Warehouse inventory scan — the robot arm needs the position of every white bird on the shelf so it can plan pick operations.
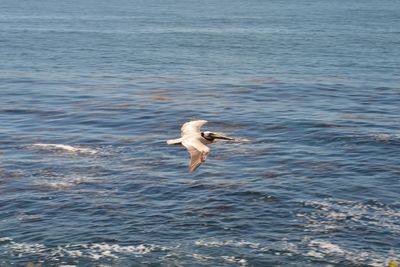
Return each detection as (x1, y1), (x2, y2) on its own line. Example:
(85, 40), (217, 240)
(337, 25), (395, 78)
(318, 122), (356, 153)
(167, 120), (234, 172)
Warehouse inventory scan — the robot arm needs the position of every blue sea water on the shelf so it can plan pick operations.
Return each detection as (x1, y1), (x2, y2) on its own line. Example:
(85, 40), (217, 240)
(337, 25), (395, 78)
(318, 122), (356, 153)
(1, 0), (400, 266)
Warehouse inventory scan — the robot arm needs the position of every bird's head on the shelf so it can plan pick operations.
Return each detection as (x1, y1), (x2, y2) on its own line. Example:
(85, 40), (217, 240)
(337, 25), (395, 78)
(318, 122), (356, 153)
(201, 131), (234, 141)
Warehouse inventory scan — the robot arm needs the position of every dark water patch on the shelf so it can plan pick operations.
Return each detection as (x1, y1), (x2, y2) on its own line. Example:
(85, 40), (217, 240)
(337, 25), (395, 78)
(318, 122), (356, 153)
(225, 190), (281, 205)
(0, 108), (65, 117)
(187, 181), (242, 191)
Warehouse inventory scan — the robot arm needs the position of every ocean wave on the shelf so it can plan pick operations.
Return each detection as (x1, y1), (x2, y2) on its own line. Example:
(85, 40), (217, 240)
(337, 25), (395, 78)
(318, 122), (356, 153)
(305, 238), (399, 267)
(1, 237), (395, 266)
(308, 240), (344, 255)
(30, 144), (98, 155)
(6, 242), (47, 254)
(195, 239), (260, 249)
(4, 241), (167, 260)
(36, 177), (84, 190)
(221, 255), (247, 266)
(193, 237), (392, 266)
(30, 171), (90, 190)
(369, 133), (400, 143)
(299, 199), (400, 234)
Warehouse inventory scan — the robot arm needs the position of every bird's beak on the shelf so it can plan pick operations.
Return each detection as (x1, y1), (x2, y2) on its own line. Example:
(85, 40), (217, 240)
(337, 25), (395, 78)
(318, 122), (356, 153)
(212, 132), (234, 140)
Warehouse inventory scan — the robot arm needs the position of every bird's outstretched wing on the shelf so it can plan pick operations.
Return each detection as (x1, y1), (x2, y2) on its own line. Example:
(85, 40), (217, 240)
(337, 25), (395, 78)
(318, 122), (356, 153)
(182, 138), (210, 172)
(181, 120), (208, 137)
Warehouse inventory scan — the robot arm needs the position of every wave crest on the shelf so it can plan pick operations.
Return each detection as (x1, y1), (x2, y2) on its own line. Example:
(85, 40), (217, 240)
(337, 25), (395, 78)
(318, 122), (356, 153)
(31, 144), (98, 155)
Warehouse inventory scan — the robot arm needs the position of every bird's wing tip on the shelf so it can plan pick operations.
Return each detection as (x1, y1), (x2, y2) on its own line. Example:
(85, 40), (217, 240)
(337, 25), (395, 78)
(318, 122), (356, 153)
(188, 162), (201, 173)
(187, 119), (208, 124)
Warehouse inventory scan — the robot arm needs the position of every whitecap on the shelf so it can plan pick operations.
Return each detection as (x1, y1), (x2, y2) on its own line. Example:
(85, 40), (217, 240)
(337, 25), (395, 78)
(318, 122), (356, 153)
(305, 250), (324, 258)
(191, 253), (213, 261)
(33, 176), (86, 190)
(309, 240), (344, 255)
(325, 211), (349, 220)
(88, 243), (160, 254)
(3, 241), (167, 260)
(31, 144), (98, 155)
(303, 238), (392, 267)
(221, 256), (247, 266)
(6, 242), (47, 254)
(195, 239), (259, 249)
(42, 178), (83, 190)
(300, 199), (400, 234)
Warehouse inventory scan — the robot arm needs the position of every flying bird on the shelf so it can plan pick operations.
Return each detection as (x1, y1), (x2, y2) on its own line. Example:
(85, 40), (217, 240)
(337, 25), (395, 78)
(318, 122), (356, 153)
(167, 120), (234, 172)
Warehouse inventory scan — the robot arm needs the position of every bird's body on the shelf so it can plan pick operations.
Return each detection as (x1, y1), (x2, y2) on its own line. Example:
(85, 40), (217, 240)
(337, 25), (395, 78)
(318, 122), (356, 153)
(167, 120), (233, 172)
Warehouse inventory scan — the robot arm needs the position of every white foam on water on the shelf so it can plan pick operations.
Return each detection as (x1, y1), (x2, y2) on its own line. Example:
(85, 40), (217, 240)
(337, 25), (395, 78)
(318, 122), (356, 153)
(88, 243), (160, 255)
(303, 238), (392, 267)
(193, 236), (396, 267)
(221, 256), (247, 266)
(258, 238), (300, 256)
(296, 199), (400, 266)
(3, 241), (167, 260)
(31, 144), (98, 155)
(325, 211), (349, 220)
(68, 243), (165, 260)
(2, 236), (396, 266)
(308, 240), (344, 255)
(6, 242), (47, 254)
(195, 239), (260, 249)
(191, 253), (214, 261)
(369, 133), (400, 142)
(42, 178), (83, 190)
(305, 250), (324, 258)
(33, 176), (87, 190)
(299, 199), (400, 234)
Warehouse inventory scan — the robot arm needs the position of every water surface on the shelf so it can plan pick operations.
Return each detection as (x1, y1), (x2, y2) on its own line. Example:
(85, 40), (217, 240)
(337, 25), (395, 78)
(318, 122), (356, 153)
(1, 0), (399, 266)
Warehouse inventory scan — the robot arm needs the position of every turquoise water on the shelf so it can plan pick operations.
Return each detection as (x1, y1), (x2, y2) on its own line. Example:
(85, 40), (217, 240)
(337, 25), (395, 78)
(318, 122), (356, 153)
(1, 0), (399, 266)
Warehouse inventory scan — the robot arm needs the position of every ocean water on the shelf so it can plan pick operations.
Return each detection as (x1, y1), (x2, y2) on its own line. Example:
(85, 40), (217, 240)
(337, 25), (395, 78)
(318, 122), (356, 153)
(1, 0), (399, 266)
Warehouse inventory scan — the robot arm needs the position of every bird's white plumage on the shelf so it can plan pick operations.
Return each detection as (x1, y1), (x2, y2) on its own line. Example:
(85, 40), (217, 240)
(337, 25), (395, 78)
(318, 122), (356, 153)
(181, 120), (208, 136)
(167, 120), (232, 172)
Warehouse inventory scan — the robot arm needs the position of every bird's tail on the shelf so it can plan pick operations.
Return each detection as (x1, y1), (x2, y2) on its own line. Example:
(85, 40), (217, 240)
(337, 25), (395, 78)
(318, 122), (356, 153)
(167, 138), (183, 145)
